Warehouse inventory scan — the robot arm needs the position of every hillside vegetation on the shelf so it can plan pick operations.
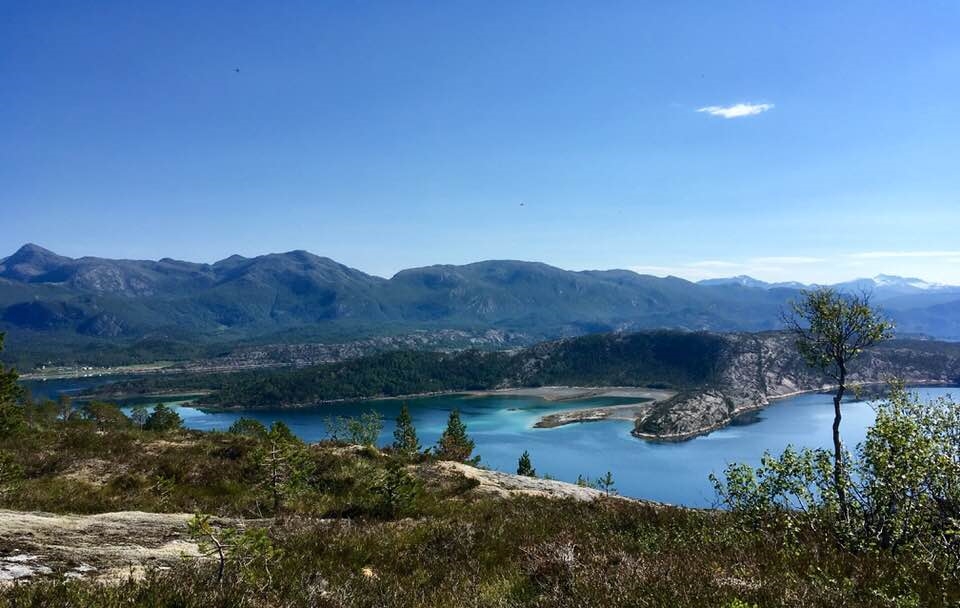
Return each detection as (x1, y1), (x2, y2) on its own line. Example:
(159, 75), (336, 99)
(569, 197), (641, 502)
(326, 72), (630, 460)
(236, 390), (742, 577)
(95, 331), (728, 407)
(7, 244), (960, 368)
(97, 330), (960, 442)
(1, 388), (958, 606)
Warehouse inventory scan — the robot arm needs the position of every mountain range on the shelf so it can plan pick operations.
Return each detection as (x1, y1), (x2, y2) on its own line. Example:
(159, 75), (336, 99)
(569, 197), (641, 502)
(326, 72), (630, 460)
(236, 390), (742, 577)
(2, 244), (958, 366)
(697, 273), (960, 299)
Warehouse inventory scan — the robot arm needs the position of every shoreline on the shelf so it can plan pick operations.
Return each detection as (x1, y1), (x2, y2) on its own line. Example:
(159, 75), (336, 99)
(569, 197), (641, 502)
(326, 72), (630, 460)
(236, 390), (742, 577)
(204, 386), (681, 421)
(36, 374), (959, 442)
(530, 388), (676, 428)
(631, 380), (960, 443)
(19, 362), (179, 381)
(67, 383), (681, 423)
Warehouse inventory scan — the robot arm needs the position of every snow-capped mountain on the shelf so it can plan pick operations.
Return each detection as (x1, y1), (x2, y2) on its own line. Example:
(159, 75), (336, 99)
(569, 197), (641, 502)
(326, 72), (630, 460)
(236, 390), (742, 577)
(698, 274), (960, 299)
(871, 274), (943, 291)
(697, 275), (771, 289)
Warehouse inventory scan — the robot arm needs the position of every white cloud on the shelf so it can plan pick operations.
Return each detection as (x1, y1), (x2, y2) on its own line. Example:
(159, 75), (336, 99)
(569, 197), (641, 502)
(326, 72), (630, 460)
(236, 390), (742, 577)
(628, 252), (960, 285)
(696, 103), (774, 119)
(750, 256), (824, 265)
(848, 250), (960, 259)
(688, 260), (742, 268)
(629, 265), (685, 276)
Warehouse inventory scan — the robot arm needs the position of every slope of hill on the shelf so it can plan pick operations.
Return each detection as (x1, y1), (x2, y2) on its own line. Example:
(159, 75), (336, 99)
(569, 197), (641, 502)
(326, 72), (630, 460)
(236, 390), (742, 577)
(97, 330), (960, 441)
(634, 332), (960, 439)
(0, 245), (792, 366)
(3, 244), (959, 367)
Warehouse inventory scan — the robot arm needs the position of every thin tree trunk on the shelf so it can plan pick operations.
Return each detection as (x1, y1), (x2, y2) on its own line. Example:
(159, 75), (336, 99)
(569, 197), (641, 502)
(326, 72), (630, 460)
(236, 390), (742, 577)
(271, 443), (281, 514)
(833, 366), (847, 521)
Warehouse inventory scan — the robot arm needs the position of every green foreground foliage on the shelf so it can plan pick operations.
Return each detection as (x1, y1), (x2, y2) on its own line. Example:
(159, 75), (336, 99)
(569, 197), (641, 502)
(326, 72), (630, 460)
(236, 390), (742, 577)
(784, 287), (894, 519)
(517, 450), (535, 477)
(435, 409), (479, 464)
(1, 395), (957, 606)
(1, 337), (959, 606)
(713, 384), (960, 585)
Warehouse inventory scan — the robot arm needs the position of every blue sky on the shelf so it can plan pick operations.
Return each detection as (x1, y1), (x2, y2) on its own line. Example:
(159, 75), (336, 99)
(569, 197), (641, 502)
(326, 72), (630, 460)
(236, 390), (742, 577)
(3, 2), (959, 283)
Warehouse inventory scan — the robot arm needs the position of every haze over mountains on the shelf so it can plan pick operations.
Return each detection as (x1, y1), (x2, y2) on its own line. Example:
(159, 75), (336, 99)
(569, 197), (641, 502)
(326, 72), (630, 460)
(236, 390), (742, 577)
(2, 244), (958, 366)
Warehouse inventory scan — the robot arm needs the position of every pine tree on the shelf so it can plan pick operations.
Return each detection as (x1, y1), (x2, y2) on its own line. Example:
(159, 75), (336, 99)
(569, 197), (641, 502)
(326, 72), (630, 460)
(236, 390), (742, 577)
(0, 334), (24, 438)
(144, 403), (183, 432)
(517, 450), (536, 477)
(435, 409), (478, 464)
(392, 403), (420, 458)
(598, 471), (616, 496)
(258, 422), (311, 515)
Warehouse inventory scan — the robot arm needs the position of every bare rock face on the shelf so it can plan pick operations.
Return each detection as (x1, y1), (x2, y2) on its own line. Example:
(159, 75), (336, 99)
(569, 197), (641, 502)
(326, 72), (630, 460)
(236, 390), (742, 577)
(425, 461), (665, 506)
(635, 390), (735, 440)
(0, 509), (209, 583)
(77, 313), (127, 337)
(634, 332), (960, 441)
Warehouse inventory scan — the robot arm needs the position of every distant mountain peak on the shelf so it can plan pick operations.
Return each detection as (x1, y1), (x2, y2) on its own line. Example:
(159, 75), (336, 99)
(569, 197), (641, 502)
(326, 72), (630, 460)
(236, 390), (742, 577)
(697, 275), (769, 288)
(8, 243), (62, 260)
(0, 243), (72, 281)
(871, 274), (941, 290)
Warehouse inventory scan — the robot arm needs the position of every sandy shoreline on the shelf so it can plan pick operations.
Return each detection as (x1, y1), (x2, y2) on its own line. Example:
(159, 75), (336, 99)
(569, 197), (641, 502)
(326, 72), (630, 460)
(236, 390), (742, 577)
(464, 386), (676, 402)
(72, 384), (679, 432)
(498, 387), (678, 428)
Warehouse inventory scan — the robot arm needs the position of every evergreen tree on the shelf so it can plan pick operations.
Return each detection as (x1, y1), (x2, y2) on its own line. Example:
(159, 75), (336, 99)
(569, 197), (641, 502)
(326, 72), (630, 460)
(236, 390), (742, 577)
(258, 421), (311, 514)
(517, 450), (536, 477)
(144, 403), (183, 432)
(82, 401), (129, 431)
(0, 334), (24, 438)
(374, 460), (422, 518)
(598, 471), (616, 496)
(228, 417), (268, 439)
(392, 403), (420, 458)
(268, 420), (297, 443)
(435, 409), (478, 464)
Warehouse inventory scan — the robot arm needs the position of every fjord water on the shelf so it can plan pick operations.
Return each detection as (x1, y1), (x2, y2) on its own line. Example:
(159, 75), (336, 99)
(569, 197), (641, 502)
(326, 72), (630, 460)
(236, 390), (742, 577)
(23, 378), (956, 506)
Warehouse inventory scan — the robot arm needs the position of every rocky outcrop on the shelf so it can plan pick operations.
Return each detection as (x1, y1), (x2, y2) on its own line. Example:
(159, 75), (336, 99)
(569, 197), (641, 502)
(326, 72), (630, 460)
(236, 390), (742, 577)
(425, 461), (665, 505)
(0, 510), (210, 582)
(633, 332), (960, 441)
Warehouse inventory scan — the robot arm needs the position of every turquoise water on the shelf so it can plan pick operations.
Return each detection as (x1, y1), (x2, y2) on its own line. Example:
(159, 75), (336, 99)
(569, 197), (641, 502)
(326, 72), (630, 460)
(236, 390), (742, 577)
(20, 377), (957, 506)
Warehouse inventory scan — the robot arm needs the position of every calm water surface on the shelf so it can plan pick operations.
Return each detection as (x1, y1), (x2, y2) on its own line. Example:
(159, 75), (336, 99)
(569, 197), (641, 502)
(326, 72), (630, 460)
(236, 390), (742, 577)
(22, 377), (956, 507)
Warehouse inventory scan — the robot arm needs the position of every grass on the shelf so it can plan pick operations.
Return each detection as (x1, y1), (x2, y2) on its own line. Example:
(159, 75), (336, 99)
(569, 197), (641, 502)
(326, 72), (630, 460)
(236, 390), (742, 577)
(0, 417), (957, 606)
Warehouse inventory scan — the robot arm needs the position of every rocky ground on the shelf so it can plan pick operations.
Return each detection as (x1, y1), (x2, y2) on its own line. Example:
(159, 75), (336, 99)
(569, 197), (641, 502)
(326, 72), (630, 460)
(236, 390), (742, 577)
(424, 461), (654, 503)
(0, 510), (210, 583)
(634, 333), (960, 441)
(0, 461), (646, 585)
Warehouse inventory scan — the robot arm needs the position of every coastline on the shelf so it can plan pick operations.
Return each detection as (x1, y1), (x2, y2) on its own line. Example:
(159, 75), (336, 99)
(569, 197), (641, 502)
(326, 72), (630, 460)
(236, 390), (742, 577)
(44, 374), (959, 442)
(631, 380), (960, 443)
(203, 386), (679, 417)
(19, 362), (178, 381)
(72, 384), (680, 427)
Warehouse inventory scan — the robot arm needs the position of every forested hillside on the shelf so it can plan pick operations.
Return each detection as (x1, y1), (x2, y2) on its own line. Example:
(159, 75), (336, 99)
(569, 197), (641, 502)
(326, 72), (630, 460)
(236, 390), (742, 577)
(98, 331), (960, 441)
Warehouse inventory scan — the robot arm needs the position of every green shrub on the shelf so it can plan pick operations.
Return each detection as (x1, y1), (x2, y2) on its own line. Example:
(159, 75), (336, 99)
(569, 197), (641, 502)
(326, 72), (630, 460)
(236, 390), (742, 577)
(144, 403), (183, 432)
(228, 417), (268, 439)
(517, 450), (536, 477)
(392, 403), (420, 458)
(81, 401), (130, 431)
(326, 410), (383, 446)
(435, 410), (478, 464)
(373, 460), (422, 518)
(713, 383), (960, 574)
